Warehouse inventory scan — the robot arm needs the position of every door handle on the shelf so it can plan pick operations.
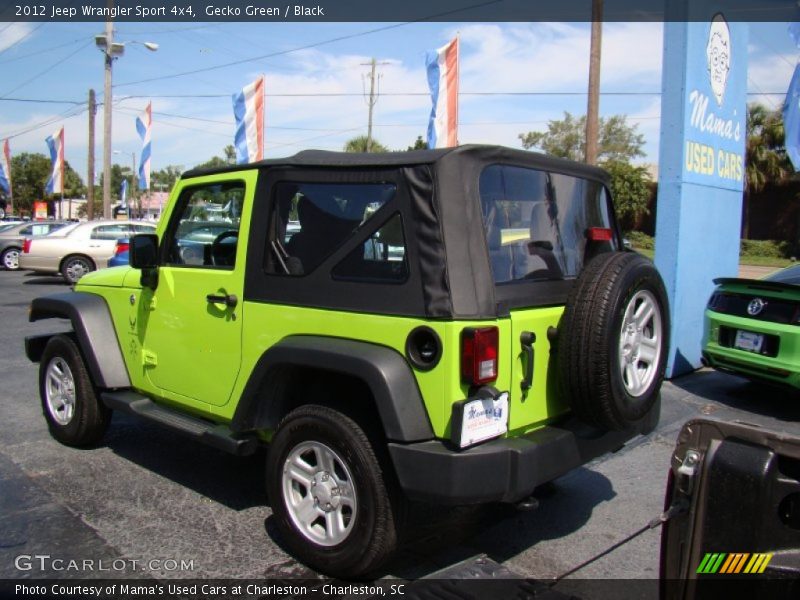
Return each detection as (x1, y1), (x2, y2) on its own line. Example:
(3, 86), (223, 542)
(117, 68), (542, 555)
(520, 331), (536, 391)
(206, 293), (238, 308)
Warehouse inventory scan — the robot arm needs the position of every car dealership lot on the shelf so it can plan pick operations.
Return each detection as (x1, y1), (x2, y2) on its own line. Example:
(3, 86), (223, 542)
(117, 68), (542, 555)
(1, 270), (798, 582)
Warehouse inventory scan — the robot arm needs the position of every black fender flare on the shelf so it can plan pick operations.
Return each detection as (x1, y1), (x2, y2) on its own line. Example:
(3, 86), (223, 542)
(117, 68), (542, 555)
(25, 292), (131, 389)
(231, 335), (434, 442)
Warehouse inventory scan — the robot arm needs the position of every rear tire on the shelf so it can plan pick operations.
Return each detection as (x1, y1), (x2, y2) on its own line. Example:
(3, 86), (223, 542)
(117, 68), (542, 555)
(266, 405), (399, 578)
(39, 334), (111, 446)
(557, 252), (669, 430)
(1, 246), (20, 270)
(61, 255), (95, 284)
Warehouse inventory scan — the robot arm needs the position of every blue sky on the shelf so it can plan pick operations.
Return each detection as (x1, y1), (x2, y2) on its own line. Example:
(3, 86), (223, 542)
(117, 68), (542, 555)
(0, 20), (796, 182)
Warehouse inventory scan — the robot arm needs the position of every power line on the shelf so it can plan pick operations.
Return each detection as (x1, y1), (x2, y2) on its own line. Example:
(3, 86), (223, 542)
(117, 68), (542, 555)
(0, 41), (92, 99)
(0, 23), (46, 58)
(0, 97), (84, 104)
(1, 104), (87, 140)
(0, 36), (88, 65)
(113, 0), (502, 88)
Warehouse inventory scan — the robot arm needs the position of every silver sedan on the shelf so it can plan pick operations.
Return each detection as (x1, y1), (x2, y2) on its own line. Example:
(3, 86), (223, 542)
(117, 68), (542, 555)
(19, 220), (156, 283)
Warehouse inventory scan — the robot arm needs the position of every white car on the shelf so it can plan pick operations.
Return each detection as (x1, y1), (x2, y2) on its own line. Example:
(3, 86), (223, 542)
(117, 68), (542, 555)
(19, 220), (156, 283)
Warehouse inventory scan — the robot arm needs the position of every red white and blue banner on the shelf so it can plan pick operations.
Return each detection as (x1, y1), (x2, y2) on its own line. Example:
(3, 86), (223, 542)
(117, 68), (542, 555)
(232, 76), (264, 164)
(426, 37), (459, 149)
(0, 139), (11, 196)
(136, 102), (152, 190)
(120, 178), (128, 209)
(45, 127), (64, 195)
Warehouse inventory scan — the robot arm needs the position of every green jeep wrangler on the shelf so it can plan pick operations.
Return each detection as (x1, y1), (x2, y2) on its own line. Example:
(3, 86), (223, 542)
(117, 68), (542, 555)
(25, 145), (669, 578)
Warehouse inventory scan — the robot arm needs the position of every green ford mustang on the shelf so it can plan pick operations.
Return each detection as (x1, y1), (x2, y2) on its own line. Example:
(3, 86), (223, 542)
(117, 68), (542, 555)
(703, 265), (800, 388)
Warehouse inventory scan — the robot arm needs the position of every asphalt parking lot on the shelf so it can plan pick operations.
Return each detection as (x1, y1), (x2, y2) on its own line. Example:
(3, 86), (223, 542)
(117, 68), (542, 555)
(1, 269), (799, 586)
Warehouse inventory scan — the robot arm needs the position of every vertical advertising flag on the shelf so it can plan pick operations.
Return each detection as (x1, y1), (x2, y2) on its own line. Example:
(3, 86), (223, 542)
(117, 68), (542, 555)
(0, 139), (11, 197)
(45, 127), (65, 195)
(426, 37), (459, 149)
(232, 76), (264, 164)
(136, 102), (152, 191)
(120, 178), (128, 209)
(784, 63), (800, 170)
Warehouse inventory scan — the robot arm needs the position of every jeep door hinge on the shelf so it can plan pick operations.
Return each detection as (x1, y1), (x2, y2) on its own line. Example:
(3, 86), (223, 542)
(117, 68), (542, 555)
(677, 449), (701, 497)
(142, 349), (158, 367)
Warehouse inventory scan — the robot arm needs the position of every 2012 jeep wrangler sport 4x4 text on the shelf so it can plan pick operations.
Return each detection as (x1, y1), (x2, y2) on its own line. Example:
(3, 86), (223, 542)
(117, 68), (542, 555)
(25, 145), (669, 578)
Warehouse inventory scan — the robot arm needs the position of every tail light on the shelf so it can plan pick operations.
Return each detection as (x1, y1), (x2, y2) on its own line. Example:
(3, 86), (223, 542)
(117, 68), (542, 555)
(114, 240), (130, 255)
(22, 239), (32, 254)
(587, 227), (613, 242)
(461, 326), (499, 385)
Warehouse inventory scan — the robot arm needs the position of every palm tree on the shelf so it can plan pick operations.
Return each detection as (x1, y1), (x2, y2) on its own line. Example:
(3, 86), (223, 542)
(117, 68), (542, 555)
(343, 135), (388, 153)
(743, 104), (791, 238)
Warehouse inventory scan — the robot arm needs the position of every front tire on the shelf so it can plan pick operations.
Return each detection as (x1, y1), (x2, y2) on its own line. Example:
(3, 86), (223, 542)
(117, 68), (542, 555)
(61, 255), (95, 284)
(266, 405), (399, 578)
(39, 334), (111, 446)
(1, 246), (20, 270)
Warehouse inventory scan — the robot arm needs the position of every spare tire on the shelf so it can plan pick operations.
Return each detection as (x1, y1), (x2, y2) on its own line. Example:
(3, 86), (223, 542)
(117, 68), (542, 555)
(557, 251), (669, 431)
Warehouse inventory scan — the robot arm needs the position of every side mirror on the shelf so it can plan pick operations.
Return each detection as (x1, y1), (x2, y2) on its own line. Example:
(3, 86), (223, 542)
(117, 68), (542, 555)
(130, 234), (158, 269)
(130, 234), (159, 289)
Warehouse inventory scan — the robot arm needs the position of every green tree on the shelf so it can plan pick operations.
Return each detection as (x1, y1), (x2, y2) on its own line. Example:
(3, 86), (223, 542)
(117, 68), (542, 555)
(406, 135), (427, 151)
(519, 113), (650, 224)
(223, 144), (236, 163)
(743, 104), (790, 238)
(519, 112), (645, 162)
(10, 152), (85, 214)
(604, 160), (652, 225)
(152, 165), (183, 192)
(343, 135), (388, 153)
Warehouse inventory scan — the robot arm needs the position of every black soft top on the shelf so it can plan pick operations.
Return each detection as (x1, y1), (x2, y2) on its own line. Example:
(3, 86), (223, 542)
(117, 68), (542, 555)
(187, 144), (614, 319)
(182, 144), (610, 186)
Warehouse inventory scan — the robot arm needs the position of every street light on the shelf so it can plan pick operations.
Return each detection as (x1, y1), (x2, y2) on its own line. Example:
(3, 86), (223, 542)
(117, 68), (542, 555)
(95, 24), (157, 219)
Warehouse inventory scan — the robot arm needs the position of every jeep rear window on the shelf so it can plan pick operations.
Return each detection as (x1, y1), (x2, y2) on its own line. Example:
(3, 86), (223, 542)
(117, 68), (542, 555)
(268, 182), (397, 276)
(479, 164), (615, 284)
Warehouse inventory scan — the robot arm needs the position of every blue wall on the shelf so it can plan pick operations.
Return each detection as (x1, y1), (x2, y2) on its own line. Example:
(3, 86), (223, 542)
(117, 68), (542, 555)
(655, 14), (747, 376)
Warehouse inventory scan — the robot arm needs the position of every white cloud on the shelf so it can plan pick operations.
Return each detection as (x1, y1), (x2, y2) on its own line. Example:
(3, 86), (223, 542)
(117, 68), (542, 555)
(0, 23), (34, 54)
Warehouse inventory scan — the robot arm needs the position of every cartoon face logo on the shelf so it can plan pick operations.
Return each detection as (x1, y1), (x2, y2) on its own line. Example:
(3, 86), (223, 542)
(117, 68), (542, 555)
(706, 13), (731, 106)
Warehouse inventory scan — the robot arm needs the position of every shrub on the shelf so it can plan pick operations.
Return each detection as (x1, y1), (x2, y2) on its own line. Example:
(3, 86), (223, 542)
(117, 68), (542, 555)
(740, 239), (792, 259)
(625, 231), (654, 250)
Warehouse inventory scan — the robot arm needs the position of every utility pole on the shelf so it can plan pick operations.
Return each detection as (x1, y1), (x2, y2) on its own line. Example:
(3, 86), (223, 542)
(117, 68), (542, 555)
(87, 89), (96, 220)
(102, 16), (113, 219)
(361, 58), (388, 152)
(585, 0), (603, 165)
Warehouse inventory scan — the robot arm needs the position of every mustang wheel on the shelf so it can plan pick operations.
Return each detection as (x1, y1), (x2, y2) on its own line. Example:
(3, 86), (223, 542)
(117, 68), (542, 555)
(1, 246), (20, 270)
(557, 251), (670, 430)
(266, 405), (399, 578)
(39, 334), (111, 446)
(61, 255), (95, 284)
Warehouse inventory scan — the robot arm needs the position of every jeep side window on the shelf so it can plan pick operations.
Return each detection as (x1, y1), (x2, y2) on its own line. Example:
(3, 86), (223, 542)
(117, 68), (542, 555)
(332, 214), (408, 283)
(479, 165), (615, 283)
(267, 182), (397, 276)
(162, 182), (245, 269)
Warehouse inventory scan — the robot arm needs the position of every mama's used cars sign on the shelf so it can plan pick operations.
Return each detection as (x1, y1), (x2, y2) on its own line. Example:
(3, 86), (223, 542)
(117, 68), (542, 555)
(682, 14), (746, 190)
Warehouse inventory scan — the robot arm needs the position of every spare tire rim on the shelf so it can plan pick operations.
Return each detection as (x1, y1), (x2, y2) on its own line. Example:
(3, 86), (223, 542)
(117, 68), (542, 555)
(281, 441), (357, 547)
(44, 357), (76, 425)
(618, 289), (662, 397)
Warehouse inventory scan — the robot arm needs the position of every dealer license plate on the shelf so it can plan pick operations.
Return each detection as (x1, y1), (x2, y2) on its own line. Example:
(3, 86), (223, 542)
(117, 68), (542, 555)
(734, 330), (764, 353)
(455, 392), (509, 449)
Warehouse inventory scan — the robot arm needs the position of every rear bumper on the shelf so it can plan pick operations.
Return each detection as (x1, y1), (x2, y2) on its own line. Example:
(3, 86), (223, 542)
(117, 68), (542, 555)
(388, 399), (658, 504)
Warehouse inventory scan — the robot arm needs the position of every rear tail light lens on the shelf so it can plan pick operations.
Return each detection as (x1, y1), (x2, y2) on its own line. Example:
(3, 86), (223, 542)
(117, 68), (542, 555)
(22, 239), (32, 254)
(115, 241), (130, 255)
(461, 326), (499, 385)
(587, 227), (614, 242)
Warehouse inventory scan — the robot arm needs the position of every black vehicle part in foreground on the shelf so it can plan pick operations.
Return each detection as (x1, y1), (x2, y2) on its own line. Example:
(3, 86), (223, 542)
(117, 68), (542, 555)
(661, 418), (800, 600)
